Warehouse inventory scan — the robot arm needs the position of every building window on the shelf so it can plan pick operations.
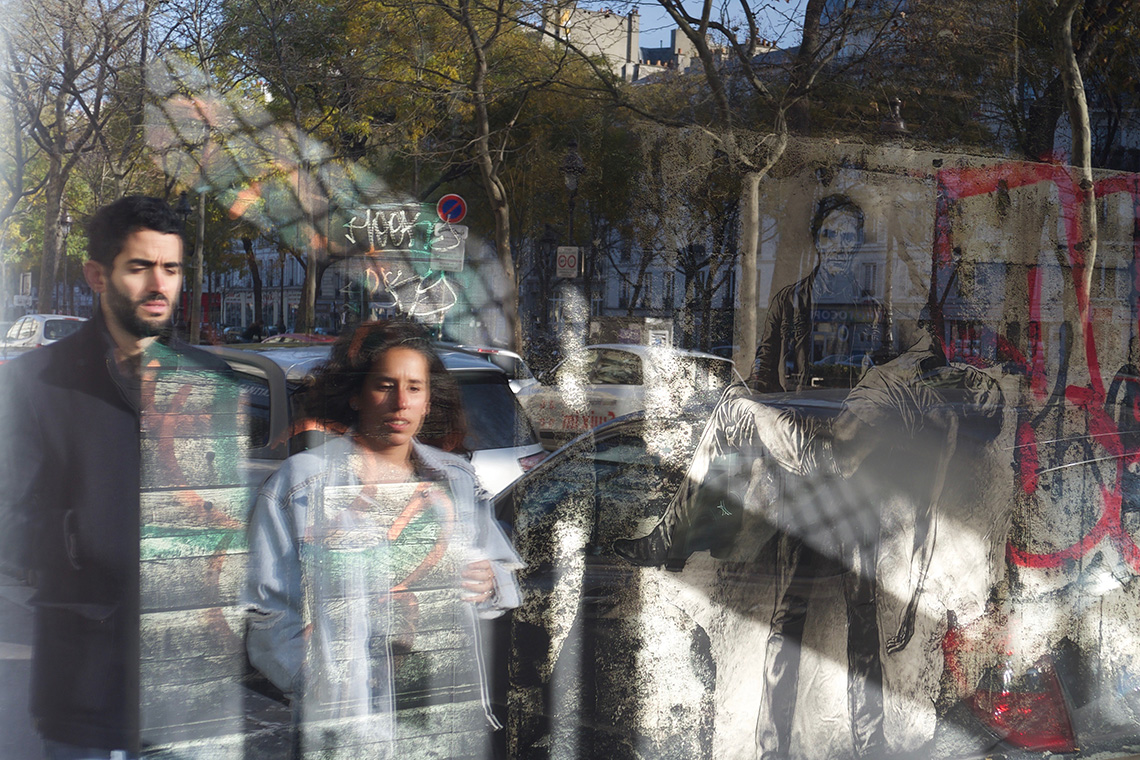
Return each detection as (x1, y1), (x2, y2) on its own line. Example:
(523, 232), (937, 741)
(592, 276), (606, 316)
(551, 292), (565, 326)
(637, 275), (652, 309)
(861, 263), (877, 297)
(663, 271), (675, 310)
(1100, 262), (1117, 296)
(619, 279), (631, 309)
(720, 269), (735, 308)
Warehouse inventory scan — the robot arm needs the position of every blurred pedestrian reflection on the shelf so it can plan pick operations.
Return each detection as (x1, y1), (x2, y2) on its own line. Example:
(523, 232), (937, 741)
(245, 320), (522, 759)
(616, 329), (1004, 758)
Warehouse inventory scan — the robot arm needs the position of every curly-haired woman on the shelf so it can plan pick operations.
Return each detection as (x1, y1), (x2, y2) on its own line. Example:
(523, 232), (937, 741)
(244, 320), (521, 758)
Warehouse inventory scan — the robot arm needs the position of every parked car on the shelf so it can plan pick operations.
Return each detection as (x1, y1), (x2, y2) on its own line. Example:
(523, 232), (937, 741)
(0, 344), (35, 365)
(222, 326), (246, 343)
(2, 314), (86, 348)
(440, 342), (539, 393)
(516, 343), (739, 450)
(259, 332), (337, 345)
(206, 343), (546, 495)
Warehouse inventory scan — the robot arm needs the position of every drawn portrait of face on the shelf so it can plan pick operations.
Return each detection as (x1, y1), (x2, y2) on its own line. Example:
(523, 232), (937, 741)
(815, 206), (863, 279)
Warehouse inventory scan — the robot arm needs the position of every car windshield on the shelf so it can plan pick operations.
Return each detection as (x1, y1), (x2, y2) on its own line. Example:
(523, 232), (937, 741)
(43, 320), (82, 340)
(457, 371), (539, 450)
(502, 419), (693, 528)
(237, 373), (272, 449)
(586, 349), (643, 385)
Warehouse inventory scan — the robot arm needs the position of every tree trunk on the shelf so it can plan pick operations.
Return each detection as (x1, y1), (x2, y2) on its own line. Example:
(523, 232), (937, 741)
(36, 160), (65, 313)
(1023, 77), (1066, 160)
(295, 254), (329, 333)
(732, 170), (762, 375)
(296, 251), (319, 333)
(458, 0), (521, 351)
(681, 270), (698, 347)
(491, 193), (520, 349)
(1055, 0), (1097, 321)
(786, 0), (828, 135)
(242, 236), (264, 324)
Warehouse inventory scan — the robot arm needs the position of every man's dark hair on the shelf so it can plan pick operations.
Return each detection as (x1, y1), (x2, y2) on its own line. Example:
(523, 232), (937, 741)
(86, 196), (185, 267)
(810, 194), (864, 247)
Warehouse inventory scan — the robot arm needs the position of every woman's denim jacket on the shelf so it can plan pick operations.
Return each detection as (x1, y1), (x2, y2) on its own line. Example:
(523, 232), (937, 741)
(243, 434), (522, 742)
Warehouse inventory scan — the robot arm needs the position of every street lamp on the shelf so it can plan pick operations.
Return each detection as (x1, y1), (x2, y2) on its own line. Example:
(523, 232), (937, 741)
(558, 141), (588, 342)
(278, 251), (286, 333)
(58, 209), (72, 314)
(559, 140), (586, 245)
(175, 192), (192, 331)
(538, 224), (559, 328)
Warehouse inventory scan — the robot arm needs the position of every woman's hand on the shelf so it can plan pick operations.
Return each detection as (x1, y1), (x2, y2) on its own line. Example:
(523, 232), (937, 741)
(462, 559), (496, 604)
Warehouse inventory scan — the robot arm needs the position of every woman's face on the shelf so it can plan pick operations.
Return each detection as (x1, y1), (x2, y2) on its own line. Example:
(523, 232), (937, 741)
(354, 346), (431, 453)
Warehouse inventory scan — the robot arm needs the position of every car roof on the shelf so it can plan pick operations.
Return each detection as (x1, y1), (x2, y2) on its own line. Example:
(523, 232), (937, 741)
(581, 343), (733, 363)
(440, 342), (525, 362)
(17, 314), (86, 322)
(245, 344), (510, 383)
(493, 403), (714, 498)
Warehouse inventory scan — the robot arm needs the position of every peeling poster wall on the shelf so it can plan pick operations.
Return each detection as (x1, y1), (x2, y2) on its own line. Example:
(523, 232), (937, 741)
(505, 140), (1140, 760)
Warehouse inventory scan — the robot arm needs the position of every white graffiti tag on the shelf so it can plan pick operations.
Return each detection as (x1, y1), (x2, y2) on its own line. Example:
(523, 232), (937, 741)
(363, 265), (458, 322)
(345, 207), (424, 250)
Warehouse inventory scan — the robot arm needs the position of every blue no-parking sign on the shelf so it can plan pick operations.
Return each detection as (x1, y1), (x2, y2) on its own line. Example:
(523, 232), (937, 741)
(437, 194), (467, 224)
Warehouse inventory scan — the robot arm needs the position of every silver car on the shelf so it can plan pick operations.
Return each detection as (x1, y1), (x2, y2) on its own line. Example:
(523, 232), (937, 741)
(207, 344), (547, 495)
(2, 314), (86, 348)
(440, 342), (540, 394)
(516, 343), (740, 450)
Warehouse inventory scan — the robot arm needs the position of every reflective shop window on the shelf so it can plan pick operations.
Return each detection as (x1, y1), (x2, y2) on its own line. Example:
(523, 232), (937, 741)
(10, 0), (1140, 756)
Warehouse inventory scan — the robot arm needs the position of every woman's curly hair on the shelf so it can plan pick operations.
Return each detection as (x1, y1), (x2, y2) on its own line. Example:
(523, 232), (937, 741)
(299, 320), (468, 453)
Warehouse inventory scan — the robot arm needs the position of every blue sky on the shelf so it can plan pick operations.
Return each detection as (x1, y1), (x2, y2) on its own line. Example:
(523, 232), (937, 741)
(625, 1), (809, 49)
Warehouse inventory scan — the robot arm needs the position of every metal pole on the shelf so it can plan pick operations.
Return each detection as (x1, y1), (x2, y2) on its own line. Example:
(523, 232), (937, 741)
(279, 251), (286, 332)
(567, 189), (577, 248)
(190, 193), (205, 344)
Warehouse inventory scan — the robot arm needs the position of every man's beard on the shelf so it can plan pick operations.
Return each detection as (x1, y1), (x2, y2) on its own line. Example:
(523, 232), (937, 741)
(103, 280), (174, 339)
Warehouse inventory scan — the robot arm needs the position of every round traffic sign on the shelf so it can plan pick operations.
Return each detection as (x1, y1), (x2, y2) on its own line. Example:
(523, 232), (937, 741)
(556, 247), (578, 277)
(437, 194), (467, 223)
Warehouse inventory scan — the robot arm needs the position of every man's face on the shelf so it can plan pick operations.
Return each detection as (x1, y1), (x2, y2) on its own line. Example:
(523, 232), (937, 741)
(815, 208), (862, 278)
(92, 229), (183, 339)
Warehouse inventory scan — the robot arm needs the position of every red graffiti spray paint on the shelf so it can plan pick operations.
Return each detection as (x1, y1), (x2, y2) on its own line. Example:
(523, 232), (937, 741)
(932, 164), (1140, 573)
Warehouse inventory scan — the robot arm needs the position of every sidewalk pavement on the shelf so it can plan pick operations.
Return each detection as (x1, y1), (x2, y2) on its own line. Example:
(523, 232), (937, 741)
(0, 571), (42, 760)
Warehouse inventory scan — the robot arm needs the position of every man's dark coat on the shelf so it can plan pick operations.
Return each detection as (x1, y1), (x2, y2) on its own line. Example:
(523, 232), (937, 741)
(0, 314), (229, 751)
